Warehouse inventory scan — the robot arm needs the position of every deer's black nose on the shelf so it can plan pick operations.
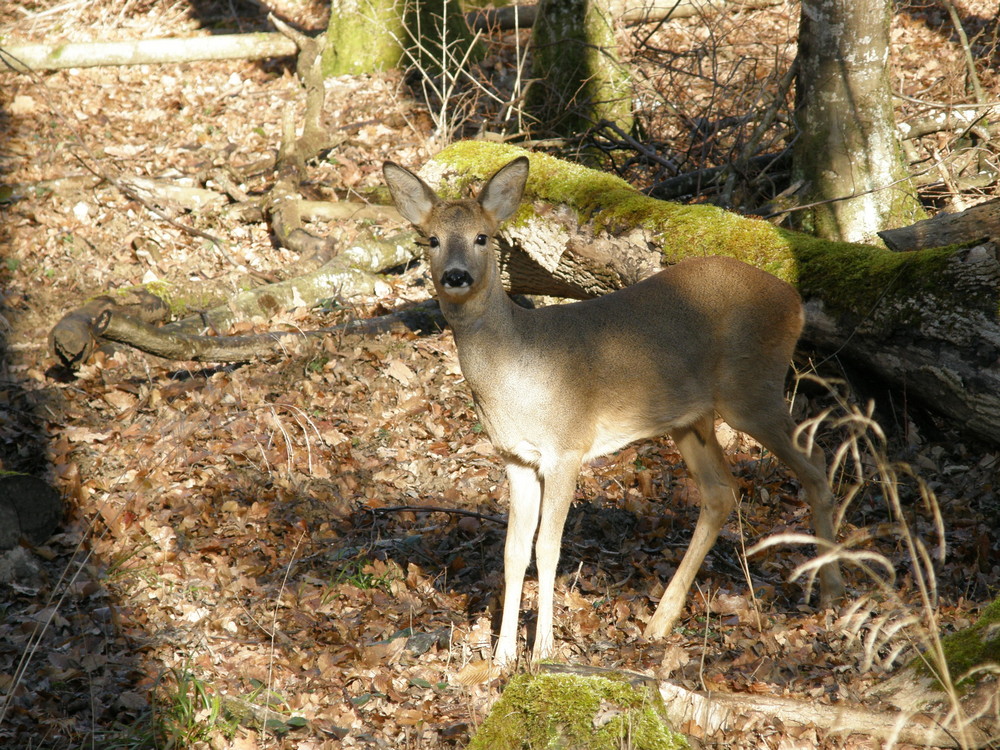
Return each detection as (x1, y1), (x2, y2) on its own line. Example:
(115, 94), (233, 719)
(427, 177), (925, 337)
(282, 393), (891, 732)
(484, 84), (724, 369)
(441, 269), (474, 289)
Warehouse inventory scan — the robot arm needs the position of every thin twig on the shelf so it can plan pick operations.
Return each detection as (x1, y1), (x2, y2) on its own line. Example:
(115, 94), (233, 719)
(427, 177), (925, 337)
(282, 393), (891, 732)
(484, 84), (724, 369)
(720, 58), (797, 206)
(370, 504), (505, 525)
(595, 119), (681, 174)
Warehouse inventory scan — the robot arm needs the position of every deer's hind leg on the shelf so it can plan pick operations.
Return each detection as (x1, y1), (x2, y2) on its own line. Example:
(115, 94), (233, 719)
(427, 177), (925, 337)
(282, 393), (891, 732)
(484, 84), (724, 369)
(720, 395), (846, 606)
(644, 415), (738, 639)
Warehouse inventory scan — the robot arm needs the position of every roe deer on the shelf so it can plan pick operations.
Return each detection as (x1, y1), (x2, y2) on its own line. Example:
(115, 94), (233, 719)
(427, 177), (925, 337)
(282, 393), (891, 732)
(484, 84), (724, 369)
(383, 155), (845, 666)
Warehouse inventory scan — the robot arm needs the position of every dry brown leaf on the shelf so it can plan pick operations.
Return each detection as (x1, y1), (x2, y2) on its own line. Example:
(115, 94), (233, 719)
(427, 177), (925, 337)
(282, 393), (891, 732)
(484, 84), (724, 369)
(362, 637), (407, 667)
(450, 659), (494, 686)
(660, 643), (691, 675)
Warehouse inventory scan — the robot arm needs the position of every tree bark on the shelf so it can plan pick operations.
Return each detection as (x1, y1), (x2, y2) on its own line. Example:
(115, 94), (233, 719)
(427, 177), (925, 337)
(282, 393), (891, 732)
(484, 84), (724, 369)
(426, 140), (1000, 446)
(323, 0), (482, 77)
(323, 0), (406, 75)
(528, 0), (633, 137)
(793, 0), (926, 243)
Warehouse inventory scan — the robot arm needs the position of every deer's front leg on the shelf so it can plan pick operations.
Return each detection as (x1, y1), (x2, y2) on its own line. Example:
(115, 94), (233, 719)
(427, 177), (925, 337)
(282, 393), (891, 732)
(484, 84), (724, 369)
(531, 459), (581, 662)
(495, 461), (541, 667)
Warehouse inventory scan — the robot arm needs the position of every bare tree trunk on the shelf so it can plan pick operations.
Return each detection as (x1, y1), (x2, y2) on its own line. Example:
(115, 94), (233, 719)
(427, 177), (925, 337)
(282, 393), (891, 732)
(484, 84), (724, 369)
(528, 0), (634, 137)
(324, 0), (406, 75)
(323, 0), (481, 76)
(792, 0), (926, 244)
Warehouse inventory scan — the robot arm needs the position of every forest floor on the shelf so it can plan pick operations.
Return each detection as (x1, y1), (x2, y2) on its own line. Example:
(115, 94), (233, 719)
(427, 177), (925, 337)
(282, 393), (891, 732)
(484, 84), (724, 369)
(1, 0), (999, 748)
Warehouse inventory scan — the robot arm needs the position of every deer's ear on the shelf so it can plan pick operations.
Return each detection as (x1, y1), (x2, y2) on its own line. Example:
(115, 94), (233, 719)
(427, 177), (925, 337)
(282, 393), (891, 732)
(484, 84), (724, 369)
(479, 156), (529, 223)
(384, 161), (439, 226)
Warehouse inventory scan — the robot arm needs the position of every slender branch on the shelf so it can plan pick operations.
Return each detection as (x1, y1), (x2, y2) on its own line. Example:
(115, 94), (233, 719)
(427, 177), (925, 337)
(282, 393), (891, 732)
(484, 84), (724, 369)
(370, 505), (505, 524)
(941, 0), (986, 105)
(720, 58), (797, 206)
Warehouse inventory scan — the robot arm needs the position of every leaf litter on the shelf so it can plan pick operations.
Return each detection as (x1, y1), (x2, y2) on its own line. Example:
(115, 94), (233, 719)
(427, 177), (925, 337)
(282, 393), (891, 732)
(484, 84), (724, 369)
(1, 0), (999, 747)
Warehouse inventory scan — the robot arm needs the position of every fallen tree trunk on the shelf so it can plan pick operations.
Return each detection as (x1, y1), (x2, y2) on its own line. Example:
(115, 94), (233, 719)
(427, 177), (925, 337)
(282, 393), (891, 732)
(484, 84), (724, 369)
(424, 141), (1000, 446)
(656, 676), (991, 747)
(93, 299), (445, 363)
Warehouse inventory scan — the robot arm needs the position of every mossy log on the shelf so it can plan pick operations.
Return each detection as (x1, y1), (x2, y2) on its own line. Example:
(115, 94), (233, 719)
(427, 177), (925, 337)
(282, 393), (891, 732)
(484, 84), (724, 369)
(422, 140), (1000, 446)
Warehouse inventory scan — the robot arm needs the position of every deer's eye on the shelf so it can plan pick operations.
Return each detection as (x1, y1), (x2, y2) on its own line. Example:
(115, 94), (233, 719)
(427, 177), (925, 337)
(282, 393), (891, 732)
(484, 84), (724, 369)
(475, 234), (488, 246)
(428, 236), (440, 248)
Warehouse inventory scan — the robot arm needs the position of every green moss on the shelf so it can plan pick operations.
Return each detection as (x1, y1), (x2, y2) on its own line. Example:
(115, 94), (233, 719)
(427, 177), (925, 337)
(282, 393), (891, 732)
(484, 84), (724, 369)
(916, 599), (1000, 687)
(135, 280), (175, 306)
(323, 0), (483, 77)
(790, 235), (961, 320)
(104, 281), (231, 320)
(466, 672), (688, 750)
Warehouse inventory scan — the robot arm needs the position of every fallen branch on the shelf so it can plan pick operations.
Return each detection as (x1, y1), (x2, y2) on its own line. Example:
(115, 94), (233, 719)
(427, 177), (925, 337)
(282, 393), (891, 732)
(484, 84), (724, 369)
(119, 176), (228, 214)
(93, 297), (445, 363)
(0, 34), (296, 72)
(370, 505), (505, 524)
(264, 16), (341, 266)
(878, 197), (1000, 251)
(49, 290), (169, 368)
(299, 201), (400, 223)
(657, 678), (989, 747)
(467, 0), (752, 31)
(898, 109), (997, 141)
(172, 234), (419, 332)
(50, 234), (423, 366)
(95, 311), (318, 363)
(76, 296), (442, 364)
(536, 664), (990, 747)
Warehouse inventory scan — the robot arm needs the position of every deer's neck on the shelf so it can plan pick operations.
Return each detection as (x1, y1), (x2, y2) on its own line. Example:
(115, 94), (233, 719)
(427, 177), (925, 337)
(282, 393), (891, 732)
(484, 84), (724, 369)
(438, 276), (523, 380)
(442, 281), (516, 338)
